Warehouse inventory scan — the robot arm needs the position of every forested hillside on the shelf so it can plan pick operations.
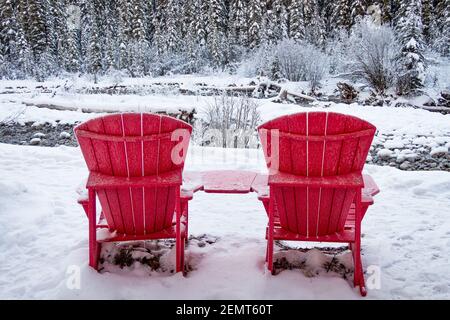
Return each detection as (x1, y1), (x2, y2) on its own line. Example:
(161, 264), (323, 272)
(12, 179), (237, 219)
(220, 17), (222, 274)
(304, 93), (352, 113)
(0, 0), (448, 94)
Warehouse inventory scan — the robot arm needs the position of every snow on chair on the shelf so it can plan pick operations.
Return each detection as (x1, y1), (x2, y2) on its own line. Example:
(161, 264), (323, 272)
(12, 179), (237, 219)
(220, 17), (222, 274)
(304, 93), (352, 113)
(257, 112), (378, 296)
(75, 113), (192, 273)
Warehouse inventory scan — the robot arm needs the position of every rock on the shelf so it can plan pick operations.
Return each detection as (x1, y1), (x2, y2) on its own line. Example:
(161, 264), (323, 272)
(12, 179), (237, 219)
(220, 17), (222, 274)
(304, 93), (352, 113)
(30, 138), (41, 145)
(59, 131), (71, 139)
(400, 162), (410, 170)
(430, 146), (448, 157)
(438, 90), (450, 108)
(377, 148), (394, 159)
(422, 96), (436, 107)
(441, 89), (450, 101)
(33, 132), (46, 138)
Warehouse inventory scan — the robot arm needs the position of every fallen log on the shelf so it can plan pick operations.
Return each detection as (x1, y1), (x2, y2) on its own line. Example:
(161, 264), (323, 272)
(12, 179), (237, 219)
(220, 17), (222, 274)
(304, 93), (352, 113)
(16, 101), (196, 124)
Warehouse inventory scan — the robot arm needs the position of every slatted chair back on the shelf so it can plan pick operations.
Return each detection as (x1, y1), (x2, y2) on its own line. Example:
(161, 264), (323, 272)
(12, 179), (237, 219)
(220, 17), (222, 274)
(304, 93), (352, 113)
(75, 113), (192, 235)
(258, 112), (376, 236)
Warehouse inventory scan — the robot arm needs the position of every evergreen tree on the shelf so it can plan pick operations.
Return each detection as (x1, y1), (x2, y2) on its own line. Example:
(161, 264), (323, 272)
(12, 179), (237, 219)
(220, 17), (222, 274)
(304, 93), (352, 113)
(396, 0), (426, 94)
(228, 0), (249, 47)
(434, 0), (450, 56)
(289, 0), (304, 41)
(164, 0), (182, 53)
(333, 0), (352, 30)
(129, 0), (147, 76)
(0, 0), (32, 78)
(421, 0), (432, 42)
(272, 0), (288, 40)
(303, 0), (326, 46)
(380, 0), (393, 25)
(350, 0), (366, 25)
(207, 0), (228, 67)
(103, 0), (119, 71)
(117, 0), (133, 69)
(248, 0), (263, 48)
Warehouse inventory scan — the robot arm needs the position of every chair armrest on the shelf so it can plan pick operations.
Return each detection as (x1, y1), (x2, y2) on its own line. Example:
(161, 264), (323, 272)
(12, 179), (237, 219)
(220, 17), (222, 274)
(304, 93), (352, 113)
(86, 170), (182, 189)
(268, 171), (364, 188)
(362, 174), (380, 196)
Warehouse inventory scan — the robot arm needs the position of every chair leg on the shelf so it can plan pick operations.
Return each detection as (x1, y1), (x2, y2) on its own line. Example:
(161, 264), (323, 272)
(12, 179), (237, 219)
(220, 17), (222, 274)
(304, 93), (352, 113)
(175, 190), (184, 274)
(267, 194), (275, 274)
(182, 201), (189, 244)
(353, 189), (366, 296)
(265, 239), (268, 262)
(88, 189), (99, 270)
(352, 239), (366, 296)
(180, 236), (186, 275)
(267, 238), (274, 274)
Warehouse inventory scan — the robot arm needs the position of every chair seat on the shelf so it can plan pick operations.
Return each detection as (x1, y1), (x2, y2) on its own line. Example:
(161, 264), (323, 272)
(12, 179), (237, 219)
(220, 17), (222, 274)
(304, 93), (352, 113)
(97, 223), (186, 243)
(269, 205), (357, 243)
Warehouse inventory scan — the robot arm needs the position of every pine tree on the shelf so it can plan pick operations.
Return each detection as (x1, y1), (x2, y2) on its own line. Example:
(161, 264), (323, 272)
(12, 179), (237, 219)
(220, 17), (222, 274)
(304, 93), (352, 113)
(228, 0), (249, 47)
(303, 0), (326, 46)
(420, 0), (432, 42)
(333, 0), (352, 31)
(396, 0), (426, 95)
(208, 0), (228, 67)
(272, 0), (288, 40)
(434, 0), (450, 56)
(117, 0), (133, 70)
(26, 0), (55, 80)
(129, 0), (147, 76)
(248, 0), (263, 48)
(0, 0), (27, 76)
(164, 0), (182, 53)
(289, 0), (304, 41)
(350, 0), (366, 25)
(182, 0), (204, 72)
(27, 0), (49, 56)
(103, 0), (119, 71)
(380, 0), (393, 25)
(196, 0), (210, 46)
(81, 0), (102, 79)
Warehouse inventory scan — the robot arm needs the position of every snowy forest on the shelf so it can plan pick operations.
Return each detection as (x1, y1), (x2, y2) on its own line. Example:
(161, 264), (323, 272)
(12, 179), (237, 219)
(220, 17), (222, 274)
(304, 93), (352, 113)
(0, 0), (449, 95)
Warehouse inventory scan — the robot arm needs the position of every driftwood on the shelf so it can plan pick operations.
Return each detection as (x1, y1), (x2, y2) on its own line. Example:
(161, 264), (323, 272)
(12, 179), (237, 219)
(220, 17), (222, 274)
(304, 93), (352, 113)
(275, 89), (316, 105)
(17, 101), (196, 124)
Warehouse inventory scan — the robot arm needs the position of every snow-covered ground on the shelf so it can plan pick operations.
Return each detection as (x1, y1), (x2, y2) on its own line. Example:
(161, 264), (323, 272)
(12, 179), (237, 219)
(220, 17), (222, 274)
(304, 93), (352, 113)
(1, 75), (450, 299)
(0, 143), (449, 299)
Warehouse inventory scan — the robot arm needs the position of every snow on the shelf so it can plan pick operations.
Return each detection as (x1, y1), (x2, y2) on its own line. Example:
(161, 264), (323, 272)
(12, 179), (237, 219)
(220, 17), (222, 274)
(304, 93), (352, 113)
(377, 149), (394, 159)
(430, 146), (449, 157)
(1, 142), (450, 299)
(59, 131), (71, 139)
(384, 138), (405, 149)
(1, 74), (450, 299)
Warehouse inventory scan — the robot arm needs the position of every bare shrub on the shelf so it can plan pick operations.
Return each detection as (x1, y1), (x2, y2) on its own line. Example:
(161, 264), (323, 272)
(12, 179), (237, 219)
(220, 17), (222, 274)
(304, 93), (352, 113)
(346, 19), (399, 95)
(239, 39), (329, 90)
(195, 93), (261, 148)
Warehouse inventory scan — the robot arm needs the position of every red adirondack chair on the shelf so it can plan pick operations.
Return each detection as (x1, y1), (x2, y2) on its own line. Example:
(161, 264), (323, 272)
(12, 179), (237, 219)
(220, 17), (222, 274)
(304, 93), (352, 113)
(74, 113), (192, 273)
(258, 112), (378, 296)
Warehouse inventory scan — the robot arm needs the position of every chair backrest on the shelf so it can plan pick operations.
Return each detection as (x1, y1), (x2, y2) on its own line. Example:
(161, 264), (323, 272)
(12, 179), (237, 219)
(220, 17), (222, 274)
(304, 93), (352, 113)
(258, 112), (376, 236)
(75, 113), (192, 235)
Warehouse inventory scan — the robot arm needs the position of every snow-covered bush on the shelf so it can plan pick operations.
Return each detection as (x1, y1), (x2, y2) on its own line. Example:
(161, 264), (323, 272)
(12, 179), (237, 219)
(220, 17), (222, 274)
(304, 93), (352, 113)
(195, 93), (261, 149)
(240, 39), (329, 88)
(345, 19), (399, 95)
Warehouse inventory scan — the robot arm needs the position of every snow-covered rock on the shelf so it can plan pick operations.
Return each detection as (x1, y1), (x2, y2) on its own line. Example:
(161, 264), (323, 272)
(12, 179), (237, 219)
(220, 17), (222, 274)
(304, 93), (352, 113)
(384, 138), (405, 149)
(32, 132), (46, 138)
(59, 131), (71, 139)
(377, 148), (394, 159)
(29, 138), (41, 145)
(430, 146), (449, 157)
